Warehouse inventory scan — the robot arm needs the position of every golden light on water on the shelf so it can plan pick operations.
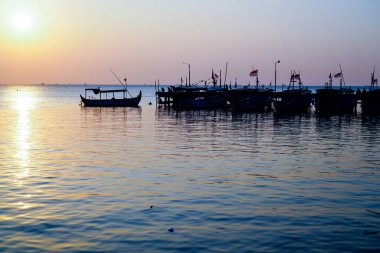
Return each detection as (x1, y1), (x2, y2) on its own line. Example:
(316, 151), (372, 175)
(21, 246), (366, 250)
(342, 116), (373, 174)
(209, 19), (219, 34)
(11, 90), (36, 180)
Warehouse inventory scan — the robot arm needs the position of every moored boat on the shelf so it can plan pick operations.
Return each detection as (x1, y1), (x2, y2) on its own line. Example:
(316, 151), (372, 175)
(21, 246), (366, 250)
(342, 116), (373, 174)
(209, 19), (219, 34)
(80, 72), (142, 107)
(156, 68), (228, 110)
(80, 89), (142, 107)
(157, 85), (227, 110)
(315, 68), (357, 114)
(228, 68), (273, 112)
(273, 71), (312, 113)
(361, 68), (380, 115)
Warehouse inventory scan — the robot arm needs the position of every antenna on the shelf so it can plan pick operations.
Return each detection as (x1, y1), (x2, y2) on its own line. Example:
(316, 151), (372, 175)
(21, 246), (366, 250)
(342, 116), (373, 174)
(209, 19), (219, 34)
(109, 69), (132, 97)
(339, 64), (346, 88)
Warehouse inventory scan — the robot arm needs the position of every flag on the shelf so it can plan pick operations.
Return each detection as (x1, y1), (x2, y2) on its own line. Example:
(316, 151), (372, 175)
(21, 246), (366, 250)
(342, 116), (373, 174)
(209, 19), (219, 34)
(250, 69), (258, 76)
(374, 78), (378, 84)
(334, 72), (342, 78)
(293, 73), (300, 80)
(212, 69), (219, 85)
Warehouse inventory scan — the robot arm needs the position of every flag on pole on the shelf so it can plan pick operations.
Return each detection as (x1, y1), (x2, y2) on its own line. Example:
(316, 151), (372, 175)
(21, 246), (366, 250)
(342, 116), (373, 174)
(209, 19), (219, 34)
(293, 73), (300, 80)
(250, 69), (258, 77)
(334, 72), (342, 78)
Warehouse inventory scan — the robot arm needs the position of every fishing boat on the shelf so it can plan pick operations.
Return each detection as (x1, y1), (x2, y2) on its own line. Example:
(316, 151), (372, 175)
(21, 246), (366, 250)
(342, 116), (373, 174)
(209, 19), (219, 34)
(273, 71), (312, 113)
(80, 88), (141, 107)
(228, 69), (273, 111)
(156, 69), (228, 110)
(361, 68), (380, 114)
(157, 85), (227, 110)
(315, 67), (356, 114)
(80, 71), (142, 107)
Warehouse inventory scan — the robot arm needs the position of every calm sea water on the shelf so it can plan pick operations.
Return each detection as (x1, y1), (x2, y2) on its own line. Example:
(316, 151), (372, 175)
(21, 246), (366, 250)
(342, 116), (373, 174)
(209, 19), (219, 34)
(0, 84), (379, 252)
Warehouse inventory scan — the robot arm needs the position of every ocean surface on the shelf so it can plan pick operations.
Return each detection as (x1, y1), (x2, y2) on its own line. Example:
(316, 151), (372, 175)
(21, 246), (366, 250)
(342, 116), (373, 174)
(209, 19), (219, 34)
(0, 84), (379, 252)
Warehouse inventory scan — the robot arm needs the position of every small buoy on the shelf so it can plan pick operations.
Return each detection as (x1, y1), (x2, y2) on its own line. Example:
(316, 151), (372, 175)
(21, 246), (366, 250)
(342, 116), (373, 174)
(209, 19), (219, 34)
(150, 205), (154, 208)
(167, 227), (175, 232)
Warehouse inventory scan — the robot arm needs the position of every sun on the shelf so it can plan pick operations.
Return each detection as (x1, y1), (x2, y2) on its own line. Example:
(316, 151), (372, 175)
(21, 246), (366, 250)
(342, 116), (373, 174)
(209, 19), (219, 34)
(10, 9), (35, 32)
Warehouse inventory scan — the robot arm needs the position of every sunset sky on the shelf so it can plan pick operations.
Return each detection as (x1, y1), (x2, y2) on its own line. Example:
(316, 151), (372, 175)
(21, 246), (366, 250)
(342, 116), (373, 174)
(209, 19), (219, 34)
(0, 0), (379, 85)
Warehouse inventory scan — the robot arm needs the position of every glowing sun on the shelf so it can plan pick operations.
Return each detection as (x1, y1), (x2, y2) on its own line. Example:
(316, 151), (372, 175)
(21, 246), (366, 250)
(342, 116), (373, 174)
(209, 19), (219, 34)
(10, 10), (35, 32)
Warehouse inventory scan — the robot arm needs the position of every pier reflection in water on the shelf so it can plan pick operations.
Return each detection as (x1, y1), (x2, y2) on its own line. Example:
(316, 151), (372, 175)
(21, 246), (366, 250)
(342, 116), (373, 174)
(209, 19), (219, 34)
(0, 85), (379, 252)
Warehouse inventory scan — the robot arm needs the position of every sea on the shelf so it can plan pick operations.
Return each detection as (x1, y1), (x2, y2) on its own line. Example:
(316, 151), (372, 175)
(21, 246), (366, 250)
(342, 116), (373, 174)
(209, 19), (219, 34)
(0, 84), (379, 252)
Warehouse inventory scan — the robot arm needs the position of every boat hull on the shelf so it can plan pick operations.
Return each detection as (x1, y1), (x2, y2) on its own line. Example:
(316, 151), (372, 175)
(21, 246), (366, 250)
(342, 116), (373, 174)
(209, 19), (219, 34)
(228, 88), (273, 112)
(315, 89), (357, 114)
(361, 89), (380, 115)
(80, 91), (142, 107)
(274, 90), (312, 114)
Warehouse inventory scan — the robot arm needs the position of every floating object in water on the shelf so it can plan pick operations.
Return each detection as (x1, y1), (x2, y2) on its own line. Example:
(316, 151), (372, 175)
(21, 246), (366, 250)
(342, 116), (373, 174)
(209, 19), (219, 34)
(150, 205), (154, 208)
(167, 227), (175, 232)
(148, 102), (152, 105)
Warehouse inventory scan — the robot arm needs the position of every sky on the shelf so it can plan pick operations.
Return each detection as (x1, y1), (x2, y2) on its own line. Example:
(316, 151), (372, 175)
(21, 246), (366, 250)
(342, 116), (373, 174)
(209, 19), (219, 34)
(0, 0), (379, 85)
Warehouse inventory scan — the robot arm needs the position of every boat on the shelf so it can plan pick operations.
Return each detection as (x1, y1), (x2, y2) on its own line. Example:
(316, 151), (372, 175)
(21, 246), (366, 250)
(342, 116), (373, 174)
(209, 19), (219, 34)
(156, 69), (228, 110)
(315, 68), (357, 114)
(361, 68), (380, 115)
(80, 88), (142, 107)
(80, 71), (142, 107)
(228, 69), (273, 112)
(273, 71), (312, 113)
(157, 85), (227, 110)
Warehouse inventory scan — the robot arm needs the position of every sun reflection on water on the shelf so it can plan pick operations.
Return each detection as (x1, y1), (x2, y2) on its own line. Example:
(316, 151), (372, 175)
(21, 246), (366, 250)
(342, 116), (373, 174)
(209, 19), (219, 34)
(12, 90), (35, 178)
(9, 89), (37, 210)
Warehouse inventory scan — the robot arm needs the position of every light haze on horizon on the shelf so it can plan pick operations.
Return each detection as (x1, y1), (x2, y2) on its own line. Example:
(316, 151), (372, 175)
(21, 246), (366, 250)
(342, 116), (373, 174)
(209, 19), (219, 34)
(0, 0), (379, 86)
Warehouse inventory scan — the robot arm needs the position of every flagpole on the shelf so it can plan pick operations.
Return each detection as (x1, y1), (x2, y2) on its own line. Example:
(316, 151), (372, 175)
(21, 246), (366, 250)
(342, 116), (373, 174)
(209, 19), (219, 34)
(219, 69), (222, 87)
(275, 60), (280, 92)
(339, 64), (345, 89)
(183, 62), (191, 86)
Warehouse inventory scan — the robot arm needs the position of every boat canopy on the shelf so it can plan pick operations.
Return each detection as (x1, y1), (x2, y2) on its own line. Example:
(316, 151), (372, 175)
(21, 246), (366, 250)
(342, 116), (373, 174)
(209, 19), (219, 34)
(85, 88), (127, 94)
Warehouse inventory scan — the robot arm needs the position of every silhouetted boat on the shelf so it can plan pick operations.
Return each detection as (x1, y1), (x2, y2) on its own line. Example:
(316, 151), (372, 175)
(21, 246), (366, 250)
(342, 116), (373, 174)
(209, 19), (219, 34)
(228, 68), (273, 112)
(273, 71), (312, 113)
(315, 68), (357, 114)
(156, 69), (228, 109)
(80, 88), (142, 107)
(157, 85), (227, 110)
(228, 87), (273, 112)
(361, 68), (380, 114)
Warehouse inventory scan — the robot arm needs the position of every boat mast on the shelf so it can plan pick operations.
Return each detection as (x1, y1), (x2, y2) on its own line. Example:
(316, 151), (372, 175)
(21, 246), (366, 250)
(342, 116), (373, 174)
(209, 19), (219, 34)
(219, 69), (222, 87)
(339, 64), (345, 89)
(224, 61), (228, 88)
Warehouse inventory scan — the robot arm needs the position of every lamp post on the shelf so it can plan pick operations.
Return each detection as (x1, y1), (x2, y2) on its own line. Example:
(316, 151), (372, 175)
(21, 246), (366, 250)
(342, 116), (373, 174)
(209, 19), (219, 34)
(183, 62), (191, 86)
(275, 60), (280, 92)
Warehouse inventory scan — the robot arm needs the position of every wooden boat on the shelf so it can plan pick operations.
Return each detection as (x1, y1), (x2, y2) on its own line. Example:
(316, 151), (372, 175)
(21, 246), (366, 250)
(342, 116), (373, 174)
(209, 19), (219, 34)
(273, 71), (312, 113)
(315, 69), (357, 114)
(361, 68), (380, 114)
(228, 87), (273, 112)
(156, 68), (228, 109)
(157, 85), (227, 110)
(80, 88), (142, 107)
(228, 69), (273, 112)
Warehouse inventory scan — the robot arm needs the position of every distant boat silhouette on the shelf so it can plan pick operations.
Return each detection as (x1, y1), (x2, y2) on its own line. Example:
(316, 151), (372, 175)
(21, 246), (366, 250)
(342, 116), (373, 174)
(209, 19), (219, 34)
(315, 66), (356, 115)
(80, 70), (142, 107)
(273, 70), (312, 113)
(361, 67), (380, 115)
(80, 89), (141, 107)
